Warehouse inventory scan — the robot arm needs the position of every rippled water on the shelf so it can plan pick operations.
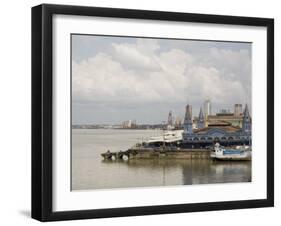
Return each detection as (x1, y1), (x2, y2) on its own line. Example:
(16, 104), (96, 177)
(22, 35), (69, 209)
(72, 129), (251, 190)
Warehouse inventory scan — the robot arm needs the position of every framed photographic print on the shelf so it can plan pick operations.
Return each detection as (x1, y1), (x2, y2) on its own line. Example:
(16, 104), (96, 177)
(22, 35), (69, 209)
(32, 4), (274, 221)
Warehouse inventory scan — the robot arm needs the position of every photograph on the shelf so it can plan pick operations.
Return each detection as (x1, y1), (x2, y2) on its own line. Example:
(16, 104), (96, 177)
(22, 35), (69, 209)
(31, 3), (274, 221)
(71, 34), (252, 190)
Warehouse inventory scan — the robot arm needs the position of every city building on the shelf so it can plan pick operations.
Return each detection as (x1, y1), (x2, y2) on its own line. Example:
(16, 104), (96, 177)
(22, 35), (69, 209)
(203, 99), (212, 118)
(207, 112), (243, 128)
(167, 110), (173, 129)
(205, 104), (244, 128)
(122, 119), (137, 129)
(234, 104), (243, 116)
(174, 116), (182, 129)
(182, 103), (251, 148)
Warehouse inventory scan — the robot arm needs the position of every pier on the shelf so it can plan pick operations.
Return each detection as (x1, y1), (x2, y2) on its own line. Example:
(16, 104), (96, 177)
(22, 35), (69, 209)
(101, 148), (211, 160)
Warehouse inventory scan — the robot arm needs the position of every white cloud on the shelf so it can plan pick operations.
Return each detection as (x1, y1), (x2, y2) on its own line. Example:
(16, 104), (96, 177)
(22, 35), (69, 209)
(72, 38), (251, 123)
(111, 39), (161, 71)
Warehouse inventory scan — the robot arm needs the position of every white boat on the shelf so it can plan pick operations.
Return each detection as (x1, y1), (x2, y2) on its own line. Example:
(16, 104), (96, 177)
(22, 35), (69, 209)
(211, 143), (251, 161)
(147, 130), (183, 144)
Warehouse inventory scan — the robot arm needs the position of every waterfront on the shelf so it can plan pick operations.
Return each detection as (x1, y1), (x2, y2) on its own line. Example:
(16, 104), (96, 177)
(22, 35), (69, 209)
(72, 129), (251, 190)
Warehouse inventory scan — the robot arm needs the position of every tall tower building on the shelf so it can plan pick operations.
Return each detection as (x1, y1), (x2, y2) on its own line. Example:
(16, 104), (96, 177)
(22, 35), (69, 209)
(203, 99), (212, 118)
(183, 105), (193, 134)
(234, 104), (242, 116)
(197, 107), (205, 129)
(167, 111), (173, 126)
(242, 104), (251, 133)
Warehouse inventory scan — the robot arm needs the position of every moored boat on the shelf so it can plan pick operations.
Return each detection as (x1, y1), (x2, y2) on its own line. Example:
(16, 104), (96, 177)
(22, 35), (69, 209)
(146, 130), (183, 145)
(210, 143), (251, 161)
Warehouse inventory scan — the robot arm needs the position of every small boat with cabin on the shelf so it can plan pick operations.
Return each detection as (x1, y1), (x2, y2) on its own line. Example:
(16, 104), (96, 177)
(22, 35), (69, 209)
(210, 143), (251, 161)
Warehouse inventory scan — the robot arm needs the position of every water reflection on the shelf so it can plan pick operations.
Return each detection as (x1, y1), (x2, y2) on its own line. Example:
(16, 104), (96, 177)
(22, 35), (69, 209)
(101, 159), (251, 186)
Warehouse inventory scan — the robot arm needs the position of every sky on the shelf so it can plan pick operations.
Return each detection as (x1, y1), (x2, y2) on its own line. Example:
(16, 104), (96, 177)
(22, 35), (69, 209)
(72, 34), (252, 125)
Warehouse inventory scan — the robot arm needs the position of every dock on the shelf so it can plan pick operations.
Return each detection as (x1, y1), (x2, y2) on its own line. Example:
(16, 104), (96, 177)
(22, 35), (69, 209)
(101, 148), (211, 160)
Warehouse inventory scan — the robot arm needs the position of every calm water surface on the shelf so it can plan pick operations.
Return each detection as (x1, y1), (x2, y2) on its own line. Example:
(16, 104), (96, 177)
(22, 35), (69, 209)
(72, 129), (251, 190)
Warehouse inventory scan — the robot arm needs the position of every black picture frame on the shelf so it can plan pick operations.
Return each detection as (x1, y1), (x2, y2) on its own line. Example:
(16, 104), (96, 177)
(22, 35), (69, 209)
(32, 4), (274, 222)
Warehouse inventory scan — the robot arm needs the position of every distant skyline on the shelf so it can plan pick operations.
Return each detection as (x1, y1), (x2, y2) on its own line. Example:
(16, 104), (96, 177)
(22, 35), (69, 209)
(72, 35), (252, 124)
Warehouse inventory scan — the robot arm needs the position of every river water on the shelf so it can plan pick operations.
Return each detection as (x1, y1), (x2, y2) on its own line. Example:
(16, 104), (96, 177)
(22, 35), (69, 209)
(72, 129), (251, 190)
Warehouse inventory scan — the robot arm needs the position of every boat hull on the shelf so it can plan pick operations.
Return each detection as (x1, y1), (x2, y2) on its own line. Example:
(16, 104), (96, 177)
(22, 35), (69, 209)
(211, 154), (251, 161)
(211, 146), (252, 161)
